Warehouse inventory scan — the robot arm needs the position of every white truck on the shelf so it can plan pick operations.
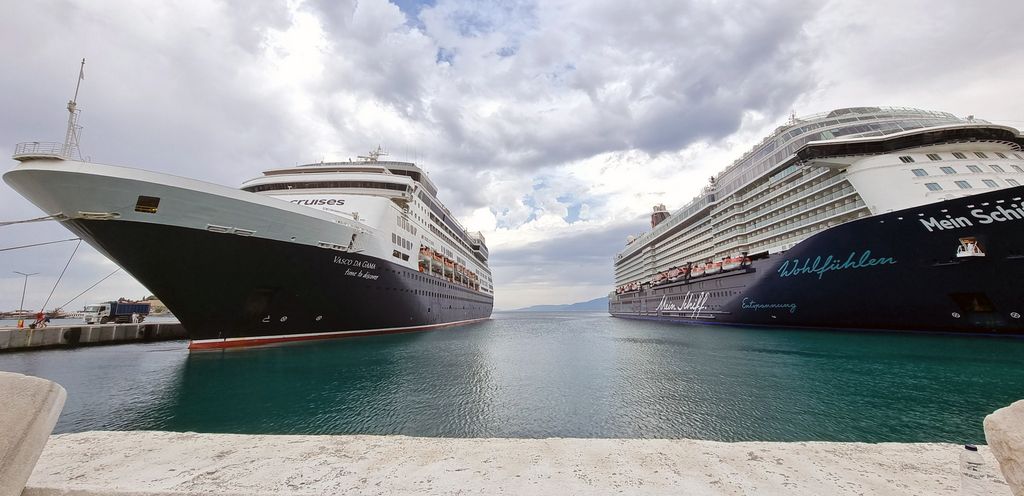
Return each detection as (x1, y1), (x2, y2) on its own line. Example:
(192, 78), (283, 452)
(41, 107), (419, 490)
(83, 301), (151, 324)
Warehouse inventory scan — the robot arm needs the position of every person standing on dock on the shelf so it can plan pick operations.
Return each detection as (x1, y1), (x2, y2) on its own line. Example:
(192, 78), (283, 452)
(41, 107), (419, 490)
(34, 311), (47, 328)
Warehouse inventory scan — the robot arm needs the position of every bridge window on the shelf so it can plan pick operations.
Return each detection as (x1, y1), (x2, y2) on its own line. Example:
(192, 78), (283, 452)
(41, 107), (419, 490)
(243, 181), (408, 193)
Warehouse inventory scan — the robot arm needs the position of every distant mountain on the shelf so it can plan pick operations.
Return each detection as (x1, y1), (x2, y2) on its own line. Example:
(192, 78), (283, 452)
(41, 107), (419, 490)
(512, 296), (608, 312)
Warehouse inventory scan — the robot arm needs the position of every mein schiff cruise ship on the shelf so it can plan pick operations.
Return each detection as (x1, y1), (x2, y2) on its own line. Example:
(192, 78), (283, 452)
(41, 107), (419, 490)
(6, 139), (494, 348)
(610, 107), (1024, 334)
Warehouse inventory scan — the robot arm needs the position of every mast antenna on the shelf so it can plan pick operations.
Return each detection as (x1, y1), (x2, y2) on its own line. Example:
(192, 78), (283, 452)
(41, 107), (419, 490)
(63, 58), (86, 160)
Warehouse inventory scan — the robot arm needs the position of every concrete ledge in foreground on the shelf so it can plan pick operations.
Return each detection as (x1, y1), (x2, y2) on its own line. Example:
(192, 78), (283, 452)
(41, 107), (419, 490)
(26, 431), (1011, 495)
(0, 372), (66, 496)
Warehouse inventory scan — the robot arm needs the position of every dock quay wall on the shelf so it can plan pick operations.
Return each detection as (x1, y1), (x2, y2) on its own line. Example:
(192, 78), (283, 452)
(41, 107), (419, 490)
(23, 431), (1012, 495)
(0, 323), (186, 351)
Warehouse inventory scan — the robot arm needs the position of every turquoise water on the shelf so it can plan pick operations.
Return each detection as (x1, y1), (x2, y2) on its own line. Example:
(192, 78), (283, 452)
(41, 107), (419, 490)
(1, 311), (1022, 442)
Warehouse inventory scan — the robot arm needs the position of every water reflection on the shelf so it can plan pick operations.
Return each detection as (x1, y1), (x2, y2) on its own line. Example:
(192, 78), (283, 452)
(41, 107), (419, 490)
(0, 312), (1021, 443)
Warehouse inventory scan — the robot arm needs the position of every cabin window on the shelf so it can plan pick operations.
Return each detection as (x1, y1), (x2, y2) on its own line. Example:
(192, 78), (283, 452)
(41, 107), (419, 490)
(925, 183), (942, 191)
(1008, 179), (1021, 186)
(990, 165), (1005, 173)
(967, 165), (982, 173)
(983, 179), (999, 188)
(941, 167), (956, 175)
(952, 152), (967, 159)
(975, 152), (989, 159)
(134, 196), (160, 214)
(898, 156), (915, 163)
(995, 152), (1007, 159)
(955, 180), (972, 189)
(911, 169), (928, 177)
(926, 153), (942, 161)
(1013, 165), (1024, 173)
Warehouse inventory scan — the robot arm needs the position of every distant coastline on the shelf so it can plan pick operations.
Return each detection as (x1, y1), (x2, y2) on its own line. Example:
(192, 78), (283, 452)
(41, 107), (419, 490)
(509, 296), (608, 312)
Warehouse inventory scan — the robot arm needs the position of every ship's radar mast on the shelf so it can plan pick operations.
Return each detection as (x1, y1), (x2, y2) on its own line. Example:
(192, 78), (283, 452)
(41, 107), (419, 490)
(63, 58), (86, 160)
(357, 146), (388, 162)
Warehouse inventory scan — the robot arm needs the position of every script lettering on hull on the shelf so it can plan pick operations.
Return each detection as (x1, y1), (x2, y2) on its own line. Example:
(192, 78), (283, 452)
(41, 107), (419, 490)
(333, 256), (380, 280)
(655, 292), (710, 318)
(777, 250), (896, 280)
(741, 298), (797, 314)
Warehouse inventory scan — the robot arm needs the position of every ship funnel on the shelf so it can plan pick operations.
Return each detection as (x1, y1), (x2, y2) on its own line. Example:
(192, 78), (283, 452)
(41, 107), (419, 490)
(650, 204), (670, 228)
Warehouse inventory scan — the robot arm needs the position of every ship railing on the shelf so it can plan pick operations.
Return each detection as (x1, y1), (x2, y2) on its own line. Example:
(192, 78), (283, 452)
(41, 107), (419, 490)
(746, 199), (866, 245)
(12, 141), (72, 161)
(746, 179), (853, 228)
(741, 169), (838, 217)
(747, 188), (858, 237)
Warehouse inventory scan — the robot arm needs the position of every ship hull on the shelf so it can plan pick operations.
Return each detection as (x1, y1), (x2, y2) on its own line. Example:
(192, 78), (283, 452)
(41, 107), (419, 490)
(4, 160), (493, 349)
(610, 186), (1024, 335)
(66, 219), (493, 349)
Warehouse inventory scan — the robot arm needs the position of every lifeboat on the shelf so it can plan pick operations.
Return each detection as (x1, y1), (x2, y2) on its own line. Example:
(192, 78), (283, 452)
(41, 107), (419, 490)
(705, 261), (722, 275)
(722, 256), (742, 271)
(690, 265), (705, 278)
(651, 272), (667, 287)
(419, 247), (432, 272)
(667, 267), (687, 282)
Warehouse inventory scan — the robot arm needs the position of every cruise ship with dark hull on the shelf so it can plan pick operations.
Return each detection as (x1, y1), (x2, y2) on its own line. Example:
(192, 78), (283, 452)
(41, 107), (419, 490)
(610, 107), (1024, 335)
(6, 145), (494, 349)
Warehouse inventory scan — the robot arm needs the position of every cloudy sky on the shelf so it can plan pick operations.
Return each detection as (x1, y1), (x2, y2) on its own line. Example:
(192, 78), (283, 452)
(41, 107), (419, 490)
(2, 0), (1023, 311)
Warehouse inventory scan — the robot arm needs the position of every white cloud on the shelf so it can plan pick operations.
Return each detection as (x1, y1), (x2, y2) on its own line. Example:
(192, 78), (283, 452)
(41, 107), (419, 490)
(2, 0), (1023, 311)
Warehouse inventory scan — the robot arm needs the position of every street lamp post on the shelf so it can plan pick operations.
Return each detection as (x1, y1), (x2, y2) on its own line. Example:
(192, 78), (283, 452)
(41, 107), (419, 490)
(13, 271), (38, 313)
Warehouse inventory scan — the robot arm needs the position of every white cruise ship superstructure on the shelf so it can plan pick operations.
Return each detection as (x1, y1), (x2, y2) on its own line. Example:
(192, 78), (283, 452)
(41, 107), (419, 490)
(6, 145), (494, 349)
(610, 107), (1024, 334)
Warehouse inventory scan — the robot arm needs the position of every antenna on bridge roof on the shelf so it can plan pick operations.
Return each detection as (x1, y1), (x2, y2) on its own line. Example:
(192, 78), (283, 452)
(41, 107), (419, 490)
(63, 58), (86, 160)
(358, 145), (387, 162)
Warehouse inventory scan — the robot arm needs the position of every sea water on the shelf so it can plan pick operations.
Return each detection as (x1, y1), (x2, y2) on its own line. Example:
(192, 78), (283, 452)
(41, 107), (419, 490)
(0, 311), (1021, 442)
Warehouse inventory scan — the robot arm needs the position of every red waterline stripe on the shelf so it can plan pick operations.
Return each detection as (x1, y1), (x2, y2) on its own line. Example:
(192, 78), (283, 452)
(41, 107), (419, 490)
(188, 317), (490, 350)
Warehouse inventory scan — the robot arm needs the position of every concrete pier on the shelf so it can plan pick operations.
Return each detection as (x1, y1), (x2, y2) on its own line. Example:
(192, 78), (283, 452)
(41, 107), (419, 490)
(0, 322), (186, 351)
(24, 432), (1012, 495)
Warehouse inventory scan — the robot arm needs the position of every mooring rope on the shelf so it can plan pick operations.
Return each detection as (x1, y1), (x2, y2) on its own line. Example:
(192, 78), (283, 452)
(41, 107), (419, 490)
(40, 239), (82, 312)
(57, 267), (122, 311)
(0, 238), (81, 252)
(0, 213), (65, 227)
